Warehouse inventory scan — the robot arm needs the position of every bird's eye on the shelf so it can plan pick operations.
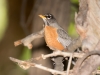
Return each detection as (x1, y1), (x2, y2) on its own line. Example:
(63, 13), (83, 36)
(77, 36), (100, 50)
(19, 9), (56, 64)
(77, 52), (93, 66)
(47, 15), (51, 19)
(45, 14), (52, 19)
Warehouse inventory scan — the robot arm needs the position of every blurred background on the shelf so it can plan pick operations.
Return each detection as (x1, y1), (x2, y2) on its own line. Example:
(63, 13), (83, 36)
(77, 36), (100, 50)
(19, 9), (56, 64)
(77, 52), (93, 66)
(0, 0), (78, 75)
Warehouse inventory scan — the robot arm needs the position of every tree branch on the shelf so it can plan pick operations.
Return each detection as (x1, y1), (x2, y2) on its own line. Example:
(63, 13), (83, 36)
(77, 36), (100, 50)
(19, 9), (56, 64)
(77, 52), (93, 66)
(41, 51), (84, 59)
(72, 0), (100, 75)
(14, 29), (44, 49)
(9, 57), (66, 75)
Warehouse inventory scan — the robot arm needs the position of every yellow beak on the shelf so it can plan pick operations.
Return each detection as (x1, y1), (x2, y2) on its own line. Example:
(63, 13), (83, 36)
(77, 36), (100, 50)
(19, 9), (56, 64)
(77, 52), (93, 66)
(39, 15), (46, 19)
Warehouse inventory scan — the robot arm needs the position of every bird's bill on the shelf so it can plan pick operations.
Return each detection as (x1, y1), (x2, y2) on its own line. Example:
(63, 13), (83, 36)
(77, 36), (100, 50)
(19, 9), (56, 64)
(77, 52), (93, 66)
(39, 15), (47, 25)
(39, 15), (46, 19)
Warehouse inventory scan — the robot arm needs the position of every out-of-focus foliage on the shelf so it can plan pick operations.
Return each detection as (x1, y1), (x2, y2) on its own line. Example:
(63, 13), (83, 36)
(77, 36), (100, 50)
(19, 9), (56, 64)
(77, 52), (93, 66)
(68, 22), (78, 37)
(68, 0), (78, 38)
(0, 0), (8, 41)
(20, 47), (31, 60)
(71, 0), (79, 4)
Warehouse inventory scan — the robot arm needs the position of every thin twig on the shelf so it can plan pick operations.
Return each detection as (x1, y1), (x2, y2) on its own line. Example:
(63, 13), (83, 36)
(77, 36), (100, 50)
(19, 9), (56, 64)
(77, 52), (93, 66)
(41, 51), (84, 59)
(9, 57), (100, 75)
(66, 53), (73, 75)
(9, 57), (66, 75)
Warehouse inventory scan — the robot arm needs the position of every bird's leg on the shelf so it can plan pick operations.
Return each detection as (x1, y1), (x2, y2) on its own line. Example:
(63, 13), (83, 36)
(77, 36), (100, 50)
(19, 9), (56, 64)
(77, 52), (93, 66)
(51, 50), (64, 71)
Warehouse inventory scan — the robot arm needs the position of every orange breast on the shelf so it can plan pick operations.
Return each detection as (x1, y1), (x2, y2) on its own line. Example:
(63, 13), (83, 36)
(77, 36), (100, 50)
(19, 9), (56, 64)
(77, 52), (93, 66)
(44, 26), (64, 51)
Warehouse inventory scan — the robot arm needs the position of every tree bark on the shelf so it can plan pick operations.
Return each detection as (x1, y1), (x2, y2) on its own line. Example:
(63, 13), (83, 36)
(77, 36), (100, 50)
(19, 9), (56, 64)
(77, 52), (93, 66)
(72, 0), (100, 75)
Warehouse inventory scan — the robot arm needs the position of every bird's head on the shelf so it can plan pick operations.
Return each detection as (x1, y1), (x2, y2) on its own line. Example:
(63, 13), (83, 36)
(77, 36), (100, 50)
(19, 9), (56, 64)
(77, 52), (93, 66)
(39, 13), (57, 26)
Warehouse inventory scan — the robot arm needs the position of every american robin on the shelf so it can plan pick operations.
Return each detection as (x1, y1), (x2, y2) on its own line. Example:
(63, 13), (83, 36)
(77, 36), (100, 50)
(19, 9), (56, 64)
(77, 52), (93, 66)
(39, 13), (72, 51)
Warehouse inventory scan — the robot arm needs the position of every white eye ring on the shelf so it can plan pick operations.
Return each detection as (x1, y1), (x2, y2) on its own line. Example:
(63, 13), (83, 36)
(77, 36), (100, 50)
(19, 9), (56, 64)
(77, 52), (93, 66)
(47, 15), (52, 19)
(47, 17), (51, 19)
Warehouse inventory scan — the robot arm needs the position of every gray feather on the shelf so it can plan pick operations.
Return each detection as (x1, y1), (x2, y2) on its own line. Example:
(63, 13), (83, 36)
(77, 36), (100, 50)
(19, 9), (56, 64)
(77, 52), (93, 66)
(57, 29), (72, 48)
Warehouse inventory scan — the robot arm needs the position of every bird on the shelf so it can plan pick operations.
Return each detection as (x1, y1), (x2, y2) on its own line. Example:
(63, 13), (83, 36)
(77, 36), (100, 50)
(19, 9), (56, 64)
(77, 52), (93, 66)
(39, 13), (72, 51)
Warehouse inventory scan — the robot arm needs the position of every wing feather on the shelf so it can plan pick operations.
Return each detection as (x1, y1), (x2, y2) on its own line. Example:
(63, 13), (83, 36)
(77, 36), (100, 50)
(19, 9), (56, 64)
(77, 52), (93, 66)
(57, 29), (72, 48)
